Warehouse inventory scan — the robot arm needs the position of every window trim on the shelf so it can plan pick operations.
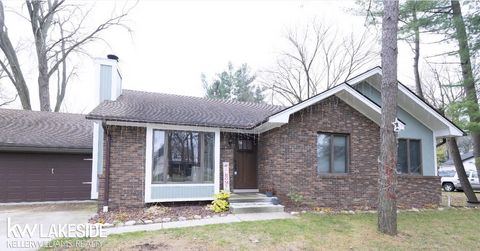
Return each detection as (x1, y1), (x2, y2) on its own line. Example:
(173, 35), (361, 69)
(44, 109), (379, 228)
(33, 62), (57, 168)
(397, 138), (423, 175)
(316, 132), (350, 174)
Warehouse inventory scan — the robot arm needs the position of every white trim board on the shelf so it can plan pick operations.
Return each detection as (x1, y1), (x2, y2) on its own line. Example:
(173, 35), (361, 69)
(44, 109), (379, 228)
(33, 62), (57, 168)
(259, 83), (404, 132)
(347, 67), (463, 137)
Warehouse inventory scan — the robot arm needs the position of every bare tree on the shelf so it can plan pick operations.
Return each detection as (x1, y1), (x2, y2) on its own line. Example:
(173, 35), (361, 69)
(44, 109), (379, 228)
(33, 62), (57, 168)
(378, 0), (399, 236)
(0, 0), (134, 111)
(450, 0), (480, 188)
(0, 81), (17, 107)
(262, 22), (378, 105)
(0, 1), (31, 109)
(423, 62), (478, 203)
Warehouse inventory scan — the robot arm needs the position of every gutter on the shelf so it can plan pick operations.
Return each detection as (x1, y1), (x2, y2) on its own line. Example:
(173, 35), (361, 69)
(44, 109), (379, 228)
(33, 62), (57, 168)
(102, 121), (112, 212)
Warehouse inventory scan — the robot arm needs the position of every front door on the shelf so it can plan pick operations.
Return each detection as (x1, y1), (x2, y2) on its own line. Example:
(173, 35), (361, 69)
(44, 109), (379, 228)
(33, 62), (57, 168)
(234, 138), (257, 189)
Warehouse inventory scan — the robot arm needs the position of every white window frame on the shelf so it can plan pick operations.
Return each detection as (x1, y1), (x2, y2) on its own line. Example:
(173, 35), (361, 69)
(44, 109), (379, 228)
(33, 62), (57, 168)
(144, 124), (220, 203)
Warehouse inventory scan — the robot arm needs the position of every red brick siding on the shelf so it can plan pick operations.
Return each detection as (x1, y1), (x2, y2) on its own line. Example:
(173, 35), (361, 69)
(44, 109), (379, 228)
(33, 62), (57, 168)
(97, 125), (146, 211)
(220, 132), (235, 191)
(257, 96), (440, 209)
(97, 96), (441, 211)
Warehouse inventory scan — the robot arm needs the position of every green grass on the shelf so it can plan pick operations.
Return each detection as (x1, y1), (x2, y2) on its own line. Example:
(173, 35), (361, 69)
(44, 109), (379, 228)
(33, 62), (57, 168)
(42, 208), (480, 251)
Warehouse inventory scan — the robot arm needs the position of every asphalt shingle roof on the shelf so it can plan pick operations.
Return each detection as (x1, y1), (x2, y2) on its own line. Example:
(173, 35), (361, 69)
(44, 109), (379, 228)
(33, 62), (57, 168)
(86, 90), (284, 129)
(444, 151), (474, 165)
(0, 109), (92, 151)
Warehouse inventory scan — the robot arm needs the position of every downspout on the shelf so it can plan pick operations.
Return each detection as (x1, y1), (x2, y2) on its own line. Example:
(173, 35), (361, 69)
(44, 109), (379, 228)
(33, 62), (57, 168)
(102, 121), (111, 212)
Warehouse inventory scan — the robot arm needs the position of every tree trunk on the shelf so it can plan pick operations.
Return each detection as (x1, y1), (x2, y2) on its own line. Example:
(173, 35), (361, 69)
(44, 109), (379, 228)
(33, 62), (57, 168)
(27, 0), (52, 111)
(378, 0), (399, 236)
(412, 6), (424, 99)
(447, 137), (479, 202)
(0, 1), (31, 110)
(451, 0), (480, 180)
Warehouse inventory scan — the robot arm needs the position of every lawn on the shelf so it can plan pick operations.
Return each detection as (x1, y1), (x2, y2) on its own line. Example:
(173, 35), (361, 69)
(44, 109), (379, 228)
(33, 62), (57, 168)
(441, 191), (480, 207)
(43, 207), (480, 251)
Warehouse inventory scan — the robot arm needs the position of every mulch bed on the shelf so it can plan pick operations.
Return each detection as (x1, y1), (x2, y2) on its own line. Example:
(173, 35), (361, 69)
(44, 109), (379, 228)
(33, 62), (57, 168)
(90, 201), (219, 224)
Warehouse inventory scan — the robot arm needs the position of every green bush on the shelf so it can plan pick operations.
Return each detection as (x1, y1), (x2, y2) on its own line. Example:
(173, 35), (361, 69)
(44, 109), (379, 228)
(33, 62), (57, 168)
(287, 190), (304, 207)
(210, 190), (230, 213)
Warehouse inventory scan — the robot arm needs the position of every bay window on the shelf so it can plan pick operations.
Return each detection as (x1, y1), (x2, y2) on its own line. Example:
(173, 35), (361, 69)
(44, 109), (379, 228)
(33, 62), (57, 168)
(152, 130), (214, 183)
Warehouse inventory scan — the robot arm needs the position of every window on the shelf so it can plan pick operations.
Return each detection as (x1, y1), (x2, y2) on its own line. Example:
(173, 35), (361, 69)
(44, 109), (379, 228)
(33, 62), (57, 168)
(238, 139), (253, 151)
(397, 139), (422, 175)
(317, 133), (348, 174)
(152, 130), (214, 183)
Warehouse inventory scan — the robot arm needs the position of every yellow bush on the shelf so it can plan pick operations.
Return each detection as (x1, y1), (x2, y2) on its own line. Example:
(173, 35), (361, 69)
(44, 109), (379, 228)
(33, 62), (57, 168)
(210, 190), (230, 213)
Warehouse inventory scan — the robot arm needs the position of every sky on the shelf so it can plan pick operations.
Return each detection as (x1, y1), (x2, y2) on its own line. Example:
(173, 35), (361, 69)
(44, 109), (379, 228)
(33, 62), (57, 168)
(1, 0), (423, 113)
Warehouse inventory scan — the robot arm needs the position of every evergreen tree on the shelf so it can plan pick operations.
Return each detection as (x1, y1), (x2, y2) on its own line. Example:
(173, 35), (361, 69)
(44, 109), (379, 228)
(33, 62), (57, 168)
(202, 62), (264, 103)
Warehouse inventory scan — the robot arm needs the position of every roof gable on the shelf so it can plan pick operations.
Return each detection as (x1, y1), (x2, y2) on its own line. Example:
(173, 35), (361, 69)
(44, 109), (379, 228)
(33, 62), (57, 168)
(347, 67), (464, 137)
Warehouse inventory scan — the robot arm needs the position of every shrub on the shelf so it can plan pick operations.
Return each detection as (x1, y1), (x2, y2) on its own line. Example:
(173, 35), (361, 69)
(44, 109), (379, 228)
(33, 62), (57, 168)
(210, 190), (230, 213)
(287, 190), (304, 207)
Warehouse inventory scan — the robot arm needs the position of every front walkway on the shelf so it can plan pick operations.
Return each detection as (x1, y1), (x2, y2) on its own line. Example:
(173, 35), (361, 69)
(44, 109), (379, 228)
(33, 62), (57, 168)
(0, 202), (96, 251)
(105, 212), (294, 236)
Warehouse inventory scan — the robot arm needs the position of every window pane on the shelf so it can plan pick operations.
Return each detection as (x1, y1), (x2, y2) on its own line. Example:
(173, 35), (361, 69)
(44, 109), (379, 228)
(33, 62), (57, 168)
(202, 133), (215, 183)
(167, 131), (199, 182)
(152, 130), (215, 184)
(152, 130), (166, 182)
(317, 134), (330, 173)
(397, 139), (408, 174)
(333, 136), (347, 173)
(238, 139), (253, 151)
(472, 171), (478, 179)
(409, 140), (421, 174)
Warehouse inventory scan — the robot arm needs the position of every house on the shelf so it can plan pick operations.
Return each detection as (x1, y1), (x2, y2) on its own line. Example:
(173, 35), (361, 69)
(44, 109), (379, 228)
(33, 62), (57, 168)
(439, 151), (476, 173)
(87, 57), (464, 211)
(0, 109), (92, 203)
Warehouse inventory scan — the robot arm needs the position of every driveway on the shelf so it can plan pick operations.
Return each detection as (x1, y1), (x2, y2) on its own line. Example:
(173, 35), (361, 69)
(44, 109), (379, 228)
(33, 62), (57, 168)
(0, 202), (96, 251)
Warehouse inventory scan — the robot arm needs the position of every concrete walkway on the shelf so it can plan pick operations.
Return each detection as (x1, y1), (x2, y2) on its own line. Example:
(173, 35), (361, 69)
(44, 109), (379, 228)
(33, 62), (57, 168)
(0, 202), (96, 251)
(106, 212), (295, 236)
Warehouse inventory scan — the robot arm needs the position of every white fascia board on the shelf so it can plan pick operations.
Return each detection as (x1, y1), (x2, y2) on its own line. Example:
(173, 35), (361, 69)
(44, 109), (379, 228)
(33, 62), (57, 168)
(106, 120), (264, 134)
(346, 67), (382, 85)
(265, 84), (404, 127)
(398, 84), (464, 137)
(106, 120), (219, 132)
(267, 84), (347, 124)
(346, 67), (463, 138)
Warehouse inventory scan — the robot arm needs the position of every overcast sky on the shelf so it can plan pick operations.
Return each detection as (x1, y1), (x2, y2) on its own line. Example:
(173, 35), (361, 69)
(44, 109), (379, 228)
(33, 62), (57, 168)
(2, 0), (423, 113)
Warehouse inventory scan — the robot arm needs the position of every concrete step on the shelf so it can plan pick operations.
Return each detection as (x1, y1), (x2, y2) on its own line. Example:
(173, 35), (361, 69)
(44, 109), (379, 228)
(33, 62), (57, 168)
(229, 193), (277, 203)
(230, 202), (285, 214)
(229, 196), (278, 203)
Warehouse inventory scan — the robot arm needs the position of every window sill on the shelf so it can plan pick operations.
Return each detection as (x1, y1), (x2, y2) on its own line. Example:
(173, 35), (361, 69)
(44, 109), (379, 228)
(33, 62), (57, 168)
(397, 174), (428, 178)
(317, 173), (350, 178)
(151, 183), (215, 186)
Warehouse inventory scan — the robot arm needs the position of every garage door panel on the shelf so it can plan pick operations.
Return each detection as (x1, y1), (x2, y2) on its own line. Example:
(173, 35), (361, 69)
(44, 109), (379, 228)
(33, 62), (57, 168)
(0, 152), (92, 202)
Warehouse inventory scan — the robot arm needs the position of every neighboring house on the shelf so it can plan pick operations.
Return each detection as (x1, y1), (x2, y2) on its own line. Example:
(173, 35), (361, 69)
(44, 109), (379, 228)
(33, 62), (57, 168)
(439, 151), (476, 172)
(87, 58), (464, 211)
(0, 109), (93, 203)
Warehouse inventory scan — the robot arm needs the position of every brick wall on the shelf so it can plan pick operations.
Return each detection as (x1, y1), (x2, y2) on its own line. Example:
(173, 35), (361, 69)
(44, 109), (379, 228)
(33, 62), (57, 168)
(257, 96), (440, 209)
(97, 125), (146, 211)
(220, 132), (235, 191)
